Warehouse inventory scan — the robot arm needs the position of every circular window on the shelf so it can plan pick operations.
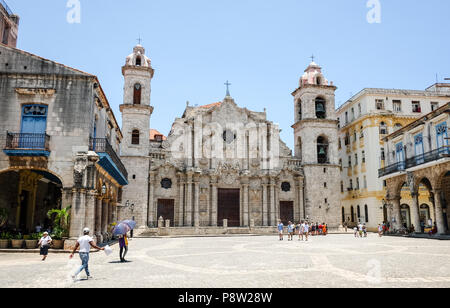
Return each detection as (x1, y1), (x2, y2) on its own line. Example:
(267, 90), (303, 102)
(223, 130), (236, 144)
(161, 178), (172, 190)
(281, 182), (291, 192)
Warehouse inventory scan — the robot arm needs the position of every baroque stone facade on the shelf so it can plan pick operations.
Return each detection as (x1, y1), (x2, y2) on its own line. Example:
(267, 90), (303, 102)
(119, 46), (342, 229)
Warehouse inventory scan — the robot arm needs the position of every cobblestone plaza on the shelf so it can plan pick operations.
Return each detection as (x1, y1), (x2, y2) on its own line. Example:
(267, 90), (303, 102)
(1, 234), (449, 288)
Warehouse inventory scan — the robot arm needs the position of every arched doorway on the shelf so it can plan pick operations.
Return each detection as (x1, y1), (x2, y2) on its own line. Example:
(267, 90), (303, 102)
(0, 169), (63, 234)
(441, 171), (450, 233)
(400, 204), (411, 229)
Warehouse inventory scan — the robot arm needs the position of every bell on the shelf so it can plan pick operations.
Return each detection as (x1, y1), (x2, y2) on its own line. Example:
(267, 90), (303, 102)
(316, 104), (325, 113)
(319, 147), (326, 156)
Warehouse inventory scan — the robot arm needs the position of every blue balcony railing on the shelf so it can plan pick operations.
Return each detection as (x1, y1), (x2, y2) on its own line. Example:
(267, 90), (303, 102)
(379, 147), (449, 178)
(3, 132), (51, 157)
(89, 138), (128, 185)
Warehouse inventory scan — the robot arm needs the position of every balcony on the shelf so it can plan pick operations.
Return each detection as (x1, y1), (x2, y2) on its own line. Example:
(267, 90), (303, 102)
(3, 132), (51, 157)
(89, 138), (128, 186)
(379, 147), (449, 178)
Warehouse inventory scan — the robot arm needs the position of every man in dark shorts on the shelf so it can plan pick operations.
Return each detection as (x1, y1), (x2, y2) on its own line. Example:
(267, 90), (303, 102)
(38, 232), (52, 261)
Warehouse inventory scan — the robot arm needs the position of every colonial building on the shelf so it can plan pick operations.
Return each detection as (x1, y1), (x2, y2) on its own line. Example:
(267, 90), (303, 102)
(0, 0), (19, 48)
(380, 101), (450, 234)
(337, 86), (450, 230)
(119, 46), (342, 229)
(0, 44), (128, 244)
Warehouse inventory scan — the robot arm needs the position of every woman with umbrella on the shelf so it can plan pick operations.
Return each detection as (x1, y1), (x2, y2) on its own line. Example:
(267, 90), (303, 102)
(113, 220), (136, 263)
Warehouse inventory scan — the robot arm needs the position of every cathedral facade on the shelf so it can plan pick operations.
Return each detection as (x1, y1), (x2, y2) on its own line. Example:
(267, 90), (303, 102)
(118, 45), (341, 230)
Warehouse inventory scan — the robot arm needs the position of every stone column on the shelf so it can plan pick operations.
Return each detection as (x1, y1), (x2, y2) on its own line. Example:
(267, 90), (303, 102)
(148, 172), (155, 227)
(69, 189), (86, 238)
(194, 177), (200, 227)
(262, 182), (268, 226)
(211, 181), (218, 227)
(411, 192), (422, 233)
(95, 198), (102, 242)
(243, 183), (249, 227)
(391, 197), (402, 230)
(433, 189), (446, 235)
(84, 190), (96, 236)
(185, 173), (193, 226)
(101, 199), (109, 240)
(298, 177), (304, 221)
(178, 174), (184, 227)
(269, 179), (276, 226)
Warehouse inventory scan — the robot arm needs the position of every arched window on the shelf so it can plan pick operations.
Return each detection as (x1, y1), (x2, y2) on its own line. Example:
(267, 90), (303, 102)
(351, 206), (355, 223)
(357, 205), (361, 222)
(315, 97), (326, 119)
(297, 100), (302, 121)
(132, 130), (140, 145)
(342, 207), (345, 223)
(380, 122), (388, 135)
(317, 136), (329, 164)
(365, 205), (369, 223)
(394, 123), (403, 132)
(133, 83), (142, 105)
(316, 77), (322, 85)
(136, 56), (142, 66)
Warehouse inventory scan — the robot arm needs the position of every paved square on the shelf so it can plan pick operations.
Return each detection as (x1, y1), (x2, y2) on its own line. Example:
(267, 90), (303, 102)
(0, 234), (449, 288)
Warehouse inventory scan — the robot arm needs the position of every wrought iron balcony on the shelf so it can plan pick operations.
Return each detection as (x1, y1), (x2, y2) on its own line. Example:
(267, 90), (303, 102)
(379, 147), (449, 178)
(3, 132), (50, 156)
(89, 138), (128, 184)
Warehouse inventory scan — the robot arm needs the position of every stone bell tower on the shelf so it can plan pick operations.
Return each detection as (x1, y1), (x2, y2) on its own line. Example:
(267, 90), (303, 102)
(292, 60), (341, 228)
(119, 44), (154, 227)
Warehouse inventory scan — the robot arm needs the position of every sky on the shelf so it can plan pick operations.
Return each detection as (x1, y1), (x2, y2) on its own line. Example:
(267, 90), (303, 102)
(6, 0), (450, 150)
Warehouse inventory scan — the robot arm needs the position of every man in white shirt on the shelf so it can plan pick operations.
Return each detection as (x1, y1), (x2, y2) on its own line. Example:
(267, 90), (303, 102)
(38, 232), (52, 261)
(70, 228), (104, 280)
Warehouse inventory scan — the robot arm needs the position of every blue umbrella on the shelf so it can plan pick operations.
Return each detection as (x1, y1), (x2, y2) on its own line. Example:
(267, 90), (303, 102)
(113, 223), (131, 236)
(121, 220), (137, 230)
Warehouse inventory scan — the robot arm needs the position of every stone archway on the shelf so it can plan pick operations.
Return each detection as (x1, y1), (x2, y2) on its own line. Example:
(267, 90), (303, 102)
(0, 168), (63, 233)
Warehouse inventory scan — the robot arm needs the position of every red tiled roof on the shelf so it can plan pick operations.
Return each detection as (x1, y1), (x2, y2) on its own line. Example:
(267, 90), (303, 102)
(199, 102), (222, 109)
(150, 129), (167, 141)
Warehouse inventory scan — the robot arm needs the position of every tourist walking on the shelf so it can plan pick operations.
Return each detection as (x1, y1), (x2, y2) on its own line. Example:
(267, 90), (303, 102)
(38, 231), (52, 261)
(287, 221), (295, 241)
(119, 234), (129, 262)
(70, 228), (105, 280)
(378, 224), (383, 237)
(298, 221), (304, 241)
(303, 222), (310, 241)
(363, 224), (368, 237)
(278, 220), (284, 241)
(354, 226), (359, 238)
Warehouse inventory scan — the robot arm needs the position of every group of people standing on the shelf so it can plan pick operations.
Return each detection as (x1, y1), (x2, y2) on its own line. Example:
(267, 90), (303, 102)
(278, 220), (328, 242)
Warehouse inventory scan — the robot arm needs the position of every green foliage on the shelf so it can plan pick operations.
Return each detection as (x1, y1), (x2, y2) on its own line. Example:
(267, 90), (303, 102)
(47, 206), (71, 238)
(0, 208), (9, 228)
(30, 233), (43, 240)
(51, 227), (64, 240)
(0, 232), (12, 240)
(11, 233), (23, 240)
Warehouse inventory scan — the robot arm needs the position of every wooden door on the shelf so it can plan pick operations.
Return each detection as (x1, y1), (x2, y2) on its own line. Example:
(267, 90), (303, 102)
(218, 189), (240, 227)
(280, 201), (294, 225)
(157, 199), (175, 227)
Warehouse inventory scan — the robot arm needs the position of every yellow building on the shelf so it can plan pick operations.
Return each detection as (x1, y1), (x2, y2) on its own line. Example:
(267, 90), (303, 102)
(337, 85), (450, 231)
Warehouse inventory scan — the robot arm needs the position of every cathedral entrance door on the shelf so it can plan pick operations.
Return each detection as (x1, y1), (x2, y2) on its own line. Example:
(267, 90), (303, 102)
(157, 199), (175, 227)
(218, 189), (240, 227)
(280, 201), (294, 225)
